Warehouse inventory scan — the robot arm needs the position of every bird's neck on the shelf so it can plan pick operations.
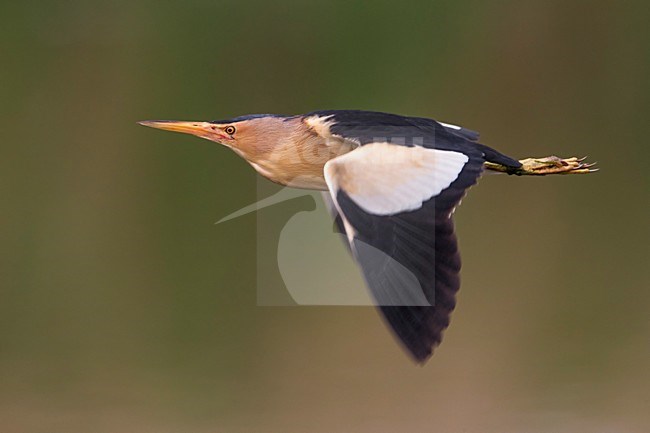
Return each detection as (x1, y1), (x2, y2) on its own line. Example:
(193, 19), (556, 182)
(237, 118), (357, 190)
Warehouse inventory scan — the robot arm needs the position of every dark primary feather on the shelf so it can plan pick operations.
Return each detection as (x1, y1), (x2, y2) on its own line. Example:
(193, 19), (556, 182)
(379, 216), (461, 361)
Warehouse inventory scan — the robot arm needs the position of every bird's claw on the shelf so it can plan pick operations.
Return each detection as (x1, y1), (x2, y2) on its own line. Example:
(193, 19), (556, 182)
(517, 156), (598, 175)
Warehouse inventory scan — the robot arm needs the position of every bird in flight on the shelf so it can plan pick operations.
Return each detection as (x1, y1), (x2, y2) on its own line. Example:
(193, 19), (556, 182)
(140, 110), (596, 362)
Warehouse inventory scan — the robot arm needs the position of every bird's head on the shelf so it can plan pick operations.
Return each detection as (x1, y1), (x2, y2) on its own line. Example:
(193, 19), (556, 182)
(139, 113), (352, 189)
(138, 114), (294, 158)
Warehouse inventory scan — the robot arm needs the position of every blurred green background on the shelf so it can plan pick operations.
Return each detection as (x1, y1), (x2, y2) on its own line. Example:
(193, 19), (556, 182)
(1, 1), (649, 432)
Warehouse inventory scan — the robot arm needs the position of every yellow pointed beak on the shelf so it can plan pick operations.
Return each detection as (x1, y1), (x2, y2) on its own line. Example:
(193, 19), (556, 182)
(138, 120), (227, 141)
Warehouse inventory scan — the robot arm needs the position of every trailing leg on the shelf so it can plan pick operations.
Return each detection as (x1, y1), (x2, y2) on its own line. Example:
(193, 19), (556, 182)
(485, 156), (597, 176)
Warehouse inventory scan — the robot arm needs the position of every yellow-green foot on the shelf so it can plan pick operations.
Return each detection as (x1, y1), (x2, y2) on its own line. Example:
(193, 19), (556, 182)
(517, 156), (597, 175)
(485, 156), (598, 176)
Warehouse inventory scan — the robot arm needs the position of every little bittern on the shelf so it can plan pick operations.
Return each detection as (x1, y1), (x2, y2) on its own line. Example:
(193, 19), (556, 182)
(140, 110), (596, 362)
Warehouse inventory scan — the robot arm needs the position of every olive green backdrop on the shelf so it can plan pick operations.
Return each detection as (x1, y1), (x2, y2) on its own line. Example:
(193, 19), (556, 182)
(1, 1), (649, 432)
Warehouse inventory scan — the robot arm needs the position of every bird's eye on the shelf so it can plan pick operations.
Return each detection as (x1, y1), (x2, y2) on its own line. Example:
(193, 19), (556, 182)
(224, 125), (236, 135)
